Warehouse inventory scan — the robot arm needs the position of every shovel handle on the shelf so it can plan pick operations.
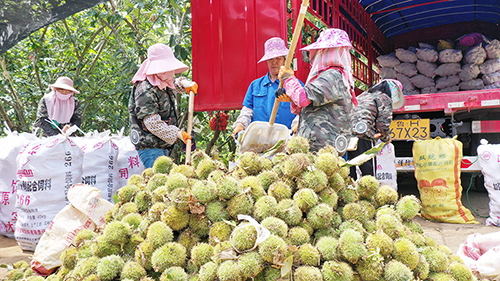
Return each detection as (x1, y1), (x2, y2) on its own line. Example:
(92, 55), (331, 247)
(185, 90), (195, 165)
(270, 0), (309, 126)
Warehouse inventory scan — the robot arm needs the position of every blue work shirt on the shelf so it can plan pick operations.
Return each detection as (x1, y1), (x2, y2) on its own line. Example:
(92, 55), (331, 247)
(242, 72), (302, 129)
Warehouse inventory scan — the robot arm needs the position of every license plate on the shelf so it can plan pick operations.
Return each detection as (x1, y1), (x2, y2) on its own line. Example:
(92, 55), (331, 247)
(390, 119), (430, 140)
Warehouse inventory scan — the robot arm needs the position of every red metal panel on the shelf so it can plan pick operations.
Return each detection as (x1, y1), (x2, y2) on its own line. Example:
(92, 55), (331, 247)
(393, 90), (500, 114)
(191, 0), (287, 111)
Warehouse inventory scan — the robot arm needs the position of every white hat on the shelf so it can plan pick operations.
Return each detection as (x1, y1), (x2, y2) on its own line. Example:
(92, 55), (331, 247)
(49, 76), (80, 94)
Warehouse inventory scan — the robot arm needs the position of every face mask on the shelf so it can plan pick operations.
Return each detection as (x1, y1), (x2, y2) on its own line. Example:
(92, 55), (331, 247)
(55, 91), (73, 100)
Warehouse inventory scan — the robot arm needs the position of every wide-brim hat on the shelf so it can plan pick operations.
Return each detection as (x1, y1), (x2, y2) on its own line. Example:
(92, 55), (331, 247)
(300, 28), (352, 51)
(258, 37), (289, 63)
(49, 76), (80, 94)
(383, 79), (405, 110)
(145, 43), (189, 75)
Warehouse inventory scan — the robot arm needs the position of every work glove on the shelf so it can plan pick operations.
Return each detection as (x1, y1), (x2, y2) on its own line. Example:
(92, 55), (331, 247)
(278, 66), (295, 82)
(275, 88), (292, 102)
(292, 124), (298, 135)
(177, 130), (192, 144)
(182, 132), (196, 151)
(176, 77), (198, 94)
(232, 124), (244, 139)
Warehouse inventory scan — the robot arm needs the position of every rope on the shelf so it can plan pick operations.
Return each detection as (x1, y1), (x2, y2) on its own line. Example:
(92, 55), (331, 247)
(465, 172), (489, 218)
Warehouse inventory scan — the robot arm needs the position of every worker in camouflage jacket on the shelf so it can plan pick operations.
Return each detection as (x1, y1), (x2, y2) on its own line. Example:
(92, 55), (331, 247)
(276, 29), (357, 154)
(349, 79), (404, 178)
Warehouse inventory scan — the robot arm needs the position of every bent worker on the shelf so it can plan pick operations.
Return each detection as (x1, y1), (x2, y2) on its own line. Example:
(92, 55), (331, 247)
(129, 43), (198, 168)
(349, 79), (404, 178)
(277, 28), (356, 153)
(33, 76), (82, 137)
(232, 37), (302, 138)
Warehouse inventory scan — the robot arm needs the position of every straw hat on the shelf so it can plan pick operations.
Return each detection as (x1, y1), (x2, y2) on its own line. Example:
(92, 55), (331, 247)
(49, 77), (80, 94)
(258, 37), (289, 63)
(144, 43), (189, 75)
(383, 79), (405, 110)
(300, 28), (352, 51)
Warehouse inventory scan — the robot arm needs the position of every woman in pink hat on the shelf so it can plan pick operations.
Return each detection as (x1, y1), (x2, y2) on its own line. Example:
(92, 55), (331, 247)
(129, 43), (198, 168)
(33, 76), (82, 137)
(231, 37), (303, 138)
(277, 28), (356, 154)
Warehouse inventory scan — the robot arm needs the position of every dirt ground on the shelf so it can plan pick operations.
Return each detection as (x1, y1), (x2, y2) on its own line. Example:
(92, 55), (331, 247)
(1, 186), (498, 279)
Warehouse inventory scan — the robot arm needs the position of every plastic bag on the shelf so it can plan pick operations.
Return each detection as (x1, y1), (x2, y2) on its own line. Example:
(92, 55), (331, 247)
(433, 63), (462, 76)
(435, 75), (460, 89)
(15, 134), (84, 251)
(437, 39), (454, 51)
(459, 64), (481, 82)
(411, 74), (435, 89)
(413, 137), (477, 224)
(457, 231), (500, 278)
(416, 60), (437, 78)
(376, 141), (397, 190)
(31, 184), (113, 275)
(477, 140), (500, 226)
(416, 48), (439, 62)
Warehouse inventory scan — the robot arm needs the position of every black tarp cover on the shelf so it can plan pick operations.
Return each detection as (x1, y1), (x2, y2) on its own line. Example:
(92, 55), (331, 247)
(0, 0), (108, 54)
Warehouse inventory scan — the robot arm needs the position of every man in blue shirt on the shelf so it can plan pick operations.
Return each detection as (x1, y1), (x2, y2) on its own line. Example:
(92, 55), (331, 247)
(232, 37), (301, 138)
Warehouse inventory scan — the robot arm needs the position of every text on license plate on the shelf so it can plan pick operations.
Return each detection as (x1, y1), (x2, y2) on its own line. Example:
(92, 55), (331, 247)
(390, 119), (430, 140)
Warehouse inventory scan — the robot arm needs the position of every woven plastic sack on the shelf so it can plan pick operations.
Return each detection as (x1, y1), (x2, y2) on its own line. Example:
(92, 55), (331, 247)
(437, 39), (454, 52)
(413, 137), (477, 224)
(479, 59), (500, 75)
(376, 141), (397, 191)
(421, 86), (438, 94)
(460, 79), (484, 90)
(459, 64), (480, 82)
(114, 136), (145, 189)
(433, 63), (462, 76)
(416, 60), (437, 78)
(379, 67), (397, 79)
(0, 131), (36, 238)
(439, 49), (463, 63)
(416, 48), (438, 63)
(395, 48), (417, 63)
(482, 70), (500, 85)
(438, 86), (460, 93)
(435, 75), (460, 89)
(484, 81), (500, 89)
(477, 140), (500, 226)
(31, 184), (113, 275)
(411, 74), (435, 88)
(404, 89), (421, 96)
(464, 45), (487, 65)
(377, 54), (400, 68)
(15, 135), (84, 250)
(485, 39), (500, 59)
(394, 62), (418, 77)
(458, 232), (500, 278)
(396, 72), (415, 91)
(419, 42), (436, 50)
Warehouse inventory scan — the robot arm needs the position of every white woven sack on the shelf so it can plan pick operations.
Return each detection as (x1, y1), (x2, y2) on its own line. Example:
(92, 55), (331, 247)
(72, 131), (119, 202)
(421, 86), (438, 94)
(114, 136), (145, 189)
(483, 81), (500, 89)
(411, 74), (435, 88)
(435, 75), (460, 89)
(459, 64), (480, 82)
(477, 140), (500, 226)
(375, 141), (397, 191)
(416, 48), (438, 62)
(433, 63), (461, 76)
(15, 135), (83, 251)
(485, 39), (500, 59)
(379, 67), (397, 79)
(479, 59), (500, 75)
(404, 89), (420, 95)
(438, 85), (460, 93)
(416, 60), (437, 78)
(482, 70), (500, 85)
(394, 62), (418, 77)
(419, 42), (435, 50)
(396, 72), (415, 91)
(377, 54), (400, 68)
(0, 131), (36, 238)
(395, 48), (417, 63)
(439, 49), (463, 63)
(465, 45), (487, 65)
(460, 79), (484, 90)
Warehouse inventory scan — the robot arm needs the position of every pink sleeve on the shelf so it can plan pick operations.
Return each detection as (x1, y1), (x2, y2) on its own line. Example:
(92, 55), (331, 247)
(284, 77), (310, 114)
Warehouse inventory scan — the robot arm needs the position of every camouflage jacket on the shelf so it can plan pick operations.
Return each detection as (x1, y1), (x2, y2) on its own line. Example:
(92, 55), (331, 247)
(352, 90), (393, 142)
(33, 96), (82, 137)
(297, 69), (354, 152)
(128, 80), (178, 150)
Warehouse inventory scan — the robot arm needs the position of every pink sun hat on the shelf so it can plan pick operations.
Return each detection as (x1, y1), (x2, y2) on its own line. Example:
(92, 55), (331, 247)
(145, 43), (189, 74)
(258, 37), (290, 63)
(49, 76), (80, 94)
(300, 28), (352, 51)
